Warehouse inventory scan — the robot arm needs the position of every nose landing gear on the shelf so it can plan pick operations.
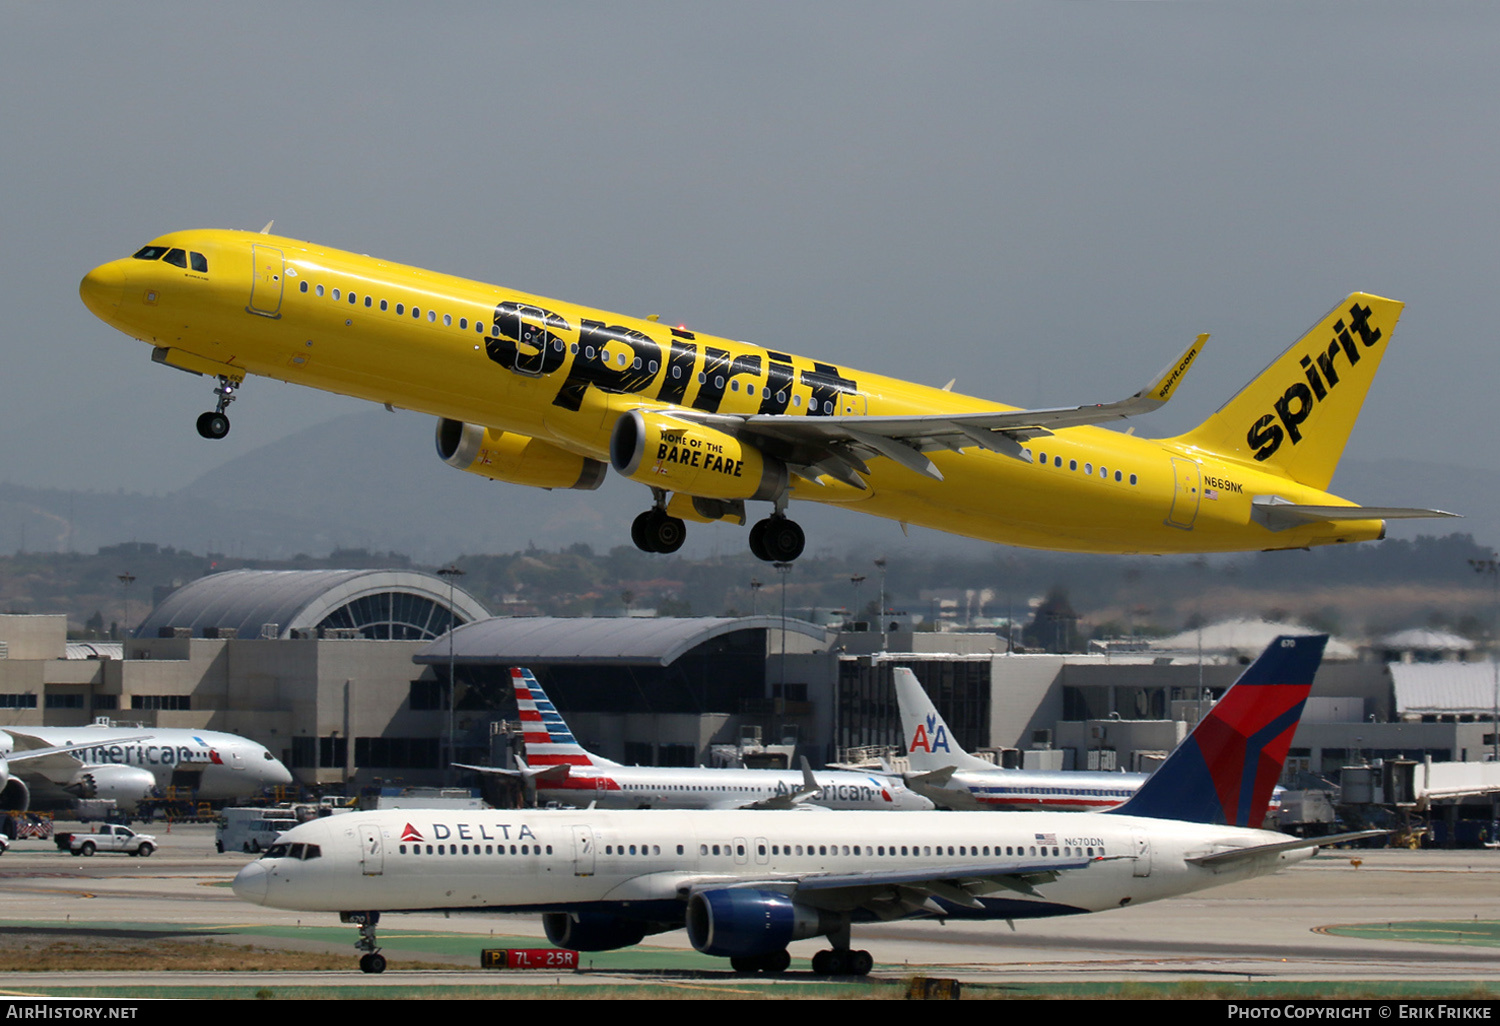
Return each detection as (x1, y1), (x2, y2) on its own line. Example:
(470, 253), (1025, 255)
(195, 375), (239, 439)
(341, 910), (386, 973)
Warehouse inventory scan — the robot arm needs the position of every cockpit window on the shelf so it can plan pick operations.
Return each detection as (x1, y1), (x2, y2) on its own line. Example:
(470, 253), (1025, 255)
(260, 841), (321, 861)
(190, 251), (208, 273)
(133, 246), (169, 260)
(163, 248), (188, 268)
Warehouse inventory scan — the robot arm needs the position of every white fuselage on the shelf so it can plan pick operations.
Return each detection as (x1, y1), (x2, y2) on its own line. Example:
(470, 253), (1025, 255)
(535, 765), (932, 811)
(934, 767), (1149, 812)
(0, 726), (293, 800)
(233, 807), (1310, 924)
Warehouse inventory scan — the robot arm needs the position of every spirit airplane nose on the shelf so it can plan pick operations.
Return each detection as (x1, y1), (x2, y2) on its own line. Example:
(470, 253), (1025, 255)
(79, 261), (125, 318)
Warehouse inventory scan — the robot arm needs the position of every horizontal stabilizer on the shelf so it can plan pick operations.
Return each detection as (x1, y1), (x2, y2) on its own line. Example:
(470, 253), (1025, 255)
(1186, 829), (1387, 868)
(1251, 497), (1459, 533)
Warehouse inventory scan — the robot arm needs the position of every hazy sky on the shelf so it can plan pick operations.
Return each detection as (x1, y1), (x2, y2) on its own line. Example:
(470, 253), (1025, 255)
(6, 2), (1496, 522)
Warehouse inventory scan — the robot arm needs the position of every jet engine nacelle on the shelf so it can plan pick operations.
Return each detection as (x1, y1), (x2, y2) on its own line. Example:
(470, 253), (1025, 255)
(610, 410), (786, 502)
(436, 419), (606, 491)
(69, 764), (157, 809)
(685, 888), (828, 958)
(542, 911), (648, 952)
(0, 766), (30, 811)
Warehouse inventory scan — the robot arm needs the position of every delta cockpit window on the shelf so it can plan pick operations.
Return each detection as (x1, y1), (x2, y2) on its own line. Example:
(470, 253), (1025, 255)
(131, 245), (208, 273)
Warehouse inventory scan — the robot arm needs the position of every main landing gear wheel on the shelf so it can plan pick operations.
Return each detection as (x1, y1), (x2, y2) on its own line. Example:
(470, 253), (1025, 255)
(749, 515), (804, 562)
(730, 949), (791, 974)
(810, 948), (872, 976)
(631, 508), (686, 554)
(359, 952), (387, 974)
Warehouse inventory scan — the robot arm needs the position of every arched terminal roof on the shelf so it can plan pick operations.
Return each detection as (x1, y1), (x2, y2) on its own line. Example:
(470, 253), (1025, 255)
(414, 615), (830, 667)
(136, 569), (490, 641)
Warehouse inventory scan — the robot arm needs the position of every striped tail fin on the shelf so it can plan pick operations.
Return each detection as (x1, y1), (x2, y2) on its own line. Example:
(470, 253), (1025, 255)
(511, 667), (619, 768)
(1110, 635), (1326, 827)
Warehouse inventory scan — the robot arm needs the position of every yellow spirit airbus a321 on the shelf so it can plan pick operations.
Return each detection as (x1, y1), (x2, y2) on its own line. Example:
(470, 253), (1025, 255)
(80, 227), (1453, 561)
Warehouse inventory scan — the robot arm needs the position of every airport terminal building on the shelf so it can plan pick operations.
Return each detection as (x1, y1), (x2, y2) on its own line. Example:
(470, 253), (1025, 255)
(1, 570), (1497, 812)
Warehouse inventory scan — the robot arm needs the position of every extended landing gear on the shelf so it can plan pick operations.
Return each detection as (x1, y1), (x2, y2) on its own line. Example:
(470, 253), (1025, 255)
(195, 375), (239, 439)
(341, 910), (386, 973)
(631, 489), (686, 554)
(730, 949), (791, 974)
(632, 508), (686, 554)
(810, 947), (873, 976)
(748, 515), (804, 562)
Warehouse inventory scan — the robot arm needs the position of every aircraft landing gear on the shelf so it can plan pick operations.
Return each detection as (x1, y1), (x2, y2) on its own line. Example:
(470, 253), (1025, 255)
(729, 949), (791, 974)
(195, 375), (239, 439)
(810, 947), (873, 976)
(342, 910), (386, 973)
(748, 514), (804, 562)
(631, 490), (686, 554)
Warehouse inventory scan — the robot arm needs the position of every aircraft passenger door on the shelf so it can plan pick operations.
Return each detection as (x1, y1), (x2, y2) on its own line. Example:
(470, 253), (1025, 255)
(1165, 457), (1202, 531)
(246, 245), (285, 320)
(359, 824), (385, 876)
(1131, 829), (1152, 878)
(571, 825), (596, 877)
(513, 308), (553, 376)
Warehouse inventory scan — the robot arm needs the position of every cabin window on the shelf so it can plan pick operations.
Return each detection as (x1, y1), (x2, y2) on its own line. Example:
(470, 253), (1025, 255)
(413, 307), (421, 318)
(1130, 474), (1138, 485)
(1084, 463), (1092, 475)
(1115, 470), (1122, 482)
(349, 292), (357, 304)
(459, 317), (467, 329)
(429, 310), (437, 322)
(380, 299), (388, 311)
(332, 289), (340, 301)
(395, 303), (404, 314)
(1069, 460), (1077, 471)
(299, 281), (309, 293)
(316, 285), (325, 297)
(444, 314), (452, 326)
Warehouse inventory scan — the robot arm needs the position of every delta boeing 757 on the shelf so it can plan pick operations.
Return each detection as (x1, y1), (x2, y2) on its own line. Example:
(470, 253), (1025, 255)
(233, 635), (1377, 975)
(81, 229), (1452, 561)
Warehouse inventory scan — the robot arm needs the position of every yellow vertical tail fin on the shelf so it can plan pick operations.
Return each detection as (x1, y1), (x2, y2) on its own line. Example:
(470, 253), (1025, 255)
(1166, 293), (1404, 491)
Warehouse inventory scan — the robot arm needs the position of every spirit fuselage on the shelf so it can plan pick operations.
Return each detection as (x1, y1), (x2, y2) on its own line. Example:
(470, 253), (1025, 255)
(80, 229), (1385, 553)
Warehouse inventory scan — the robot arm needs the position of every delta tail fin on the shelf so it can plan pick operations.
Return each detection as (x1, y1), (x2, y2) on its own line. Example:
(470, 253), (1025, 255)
(1165, 294), (1402, 491)
(893, 666), (999, 774)
(1110, 634), (1327, 828)
(510, 667), (620, 769)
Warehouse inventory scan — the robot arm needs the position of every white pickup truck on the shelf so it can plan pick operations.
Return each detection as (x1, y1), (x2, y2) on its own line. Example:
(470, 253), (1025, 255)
(64, 824), (157, 857)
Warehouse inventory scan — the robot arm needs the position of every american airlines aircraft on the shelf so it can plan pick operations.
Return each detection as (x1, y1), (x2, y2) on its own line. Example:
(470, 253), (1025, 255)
(892, 666), (1147, 811)
(0, 724), (294, 811)
(234, 636), (1371, 975)
(460, 668), (931, 811)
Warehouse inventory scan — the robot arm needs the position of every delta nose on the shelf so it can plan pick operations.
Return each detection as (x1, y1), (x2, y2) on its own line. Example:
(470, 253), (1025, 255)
(79, 261), (125, 318)
(232, 860), (269, 904)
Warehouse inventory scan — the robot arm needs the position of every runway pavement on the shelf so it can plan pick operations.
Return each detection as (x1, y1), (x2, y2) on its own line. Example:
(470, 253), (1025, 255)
(1, 822), (1497, 991)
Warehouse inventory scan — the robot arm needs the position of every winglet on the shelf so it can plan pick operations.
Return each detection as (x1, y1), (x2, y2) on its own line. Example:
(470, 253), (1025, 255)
(1142, 333), (1210, 408)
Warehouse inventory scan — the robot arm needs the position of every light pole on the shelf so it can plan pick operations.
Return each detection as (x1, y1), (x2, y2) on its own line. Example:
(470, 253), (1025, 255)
(849, 574), (865, 630)
(774, 562), (793, 692)
(874, 558), (888, 651)
(1469, 554), (1500, 763)
(437, 564), (465, 785)
(750, 578), (762, 616)
(117, 573), (135, 644)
